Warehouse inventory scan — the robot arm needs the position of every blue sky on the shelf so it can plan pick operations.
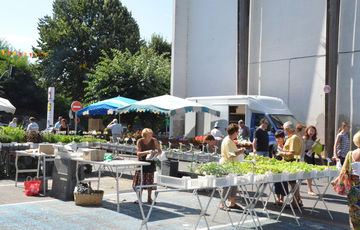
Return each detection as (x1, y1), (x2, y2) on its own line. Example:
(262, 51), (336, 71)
(0, 0), (173, 53)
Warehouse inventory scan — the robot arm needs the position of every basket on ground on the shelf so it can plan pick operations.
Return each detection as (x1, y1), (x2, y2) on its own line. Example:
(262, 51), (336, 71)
(74, 190), (104, 206)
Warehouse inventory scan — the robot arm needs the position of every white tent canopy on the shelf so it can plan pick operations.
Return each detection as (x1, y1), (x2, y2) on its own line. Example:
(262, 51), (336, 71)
(117, 95), (220, 116)
(0, 97), (16, 114)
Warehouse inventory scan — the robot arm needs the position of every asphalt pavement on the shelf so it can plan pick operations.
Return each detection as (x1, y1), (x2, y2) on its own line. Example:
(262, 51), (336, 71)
(0, 167), (350, 230)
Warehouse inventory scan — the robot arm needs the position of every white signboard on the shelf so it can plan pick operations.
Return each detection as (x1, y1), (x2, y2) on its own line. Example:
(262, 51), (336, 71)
(46, 87), (55, 128)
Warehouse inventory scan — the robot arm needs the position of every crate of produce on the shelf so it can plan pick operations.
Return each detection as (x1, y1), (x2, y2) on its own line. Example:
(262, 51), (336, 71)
(266, 172), (282, 183)
(187, 176), (209, 189)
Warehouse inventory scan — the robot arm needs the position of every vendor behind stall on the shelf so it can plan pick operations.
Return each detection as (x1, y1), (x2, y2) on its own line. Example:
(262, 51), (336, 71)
(204, 134), (221, 154)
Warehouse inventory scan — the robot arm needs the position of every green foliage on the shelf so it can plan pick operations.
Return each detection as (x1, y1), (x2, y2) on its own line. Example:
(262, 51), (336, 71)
(148, 34), (171, 59)
(42, 133), (105, 143)
(0, 40), (47, 117)
(84, 47), (170, 103)
(196, 155), (337, 177)
(36, 0), (141, 100)
(0, 126), (26, 142)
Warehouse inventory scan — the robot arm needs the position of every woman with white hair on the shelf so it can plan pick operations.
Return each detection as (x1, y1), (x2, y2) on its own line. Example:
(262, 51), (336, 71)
(332, 131), (360, 229)
(278, 121), (303, 207)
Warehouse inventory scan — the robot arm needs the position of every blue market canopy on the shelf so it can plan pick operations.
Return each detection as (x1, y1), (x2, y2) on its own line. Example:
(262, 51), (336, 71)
(76, 96), (137, 116)
(117, 95), (220, 116)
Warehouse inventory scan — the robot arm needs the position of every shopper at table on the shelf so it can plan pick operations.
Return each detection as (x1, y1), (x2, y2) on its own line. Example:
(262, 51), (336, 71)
(204, 134), (221, 154)
(303, 125), (319, 196)
(54, 116), (63, 130)
(106, 119), (123, 142)
(296, 124), (306, 162)
(26, 117), (39, 132)
(133, 128), (161, 204)
(278, 121), (303, 207)
(333, 121), (351, 165)
(9, 117), (18, 128)
(58, 118), (69, 135)
(272, 131), (289, 205)
(332, 131), (360, 229)
(252, 118), (269, 157)
(211, 122), (224, 140)
(219, 123), (245, 211)
(238, 119), (250, 140)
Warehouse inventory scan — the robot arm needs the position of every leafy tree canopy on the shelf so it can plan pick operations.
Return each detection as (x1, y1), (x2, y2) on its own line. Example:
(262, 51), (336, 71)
(148, 34), (171, 59)
(0, 40), (47, 117)
(36, 0), (141, 100)
(84, 46), (170, 104)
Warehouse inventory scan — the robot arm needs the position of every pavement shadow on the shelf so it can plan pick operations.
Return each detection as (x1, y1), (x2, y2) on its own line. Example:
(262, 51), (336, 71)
(100, 199), (206, 222)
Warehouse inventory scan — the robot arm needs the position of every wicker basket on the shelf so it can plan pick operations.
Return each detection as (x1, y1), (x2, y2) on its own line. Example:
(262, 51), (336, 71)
(74, 190), (104, 206)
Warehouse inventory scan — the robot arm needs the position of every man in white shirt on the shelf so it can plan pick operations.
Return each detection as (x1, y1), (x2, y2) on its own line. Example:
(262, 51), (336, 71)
(211, 122), (224, 140)
(26, 117), (39, 131)
(107, 119), (123, 142)
(9, 117), (17, 128)
(54, 116), (62, 129)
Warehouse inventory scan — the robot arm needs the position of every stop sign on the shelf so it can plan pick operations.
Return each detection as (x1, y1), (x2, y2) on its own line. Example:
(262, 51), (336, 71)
(71, 101), (82, 112)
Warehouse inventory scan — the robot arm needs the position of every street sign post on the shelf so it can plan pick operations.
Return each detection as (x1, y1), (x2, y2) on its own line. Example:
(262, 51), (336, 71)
(71, 101), (82, 134)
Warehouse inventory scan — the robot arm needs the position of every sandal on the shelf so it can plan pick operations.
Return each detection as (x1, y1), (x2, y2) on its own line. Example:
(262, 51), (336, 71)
(220, 205), (231, 212)
(228, 204), (243, 210)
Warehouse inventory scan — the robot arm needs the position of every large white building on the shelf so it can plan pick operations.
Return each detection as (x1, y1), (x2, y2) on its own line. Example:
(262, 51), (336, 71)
(171, 0), (360, 153)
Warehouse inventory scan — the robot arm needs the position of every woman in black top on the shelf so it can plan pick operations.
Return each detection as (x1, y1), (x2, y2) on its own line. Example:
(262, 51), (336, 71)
(133, 128), (162, 204)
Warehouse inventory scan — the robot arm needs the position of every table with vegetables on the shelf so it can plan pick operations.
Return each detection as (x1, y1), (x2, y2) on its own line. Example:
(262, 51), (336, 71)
(136, 155), (339, 230)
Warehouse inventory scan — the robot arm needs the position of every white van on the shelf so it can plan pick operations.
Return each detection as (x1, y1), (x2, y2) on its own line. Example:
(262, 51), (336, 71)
(185, 95), (299, 144)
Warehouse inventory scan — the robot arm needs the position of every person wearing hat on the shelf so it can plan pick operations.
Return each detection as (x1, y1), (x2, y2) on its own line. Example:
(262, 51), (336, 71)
(26, 117), (39, 131)
(238, 119), (250, 141)
(107, 119), (123, 142)
(211, 121), (224, 140)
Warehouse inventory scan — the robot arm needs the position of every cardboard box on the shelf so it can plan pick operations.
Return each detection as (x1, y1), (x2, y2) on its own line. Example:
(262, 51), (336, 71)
(96, 149), (106, 161)
(81, 148), (106, 161)
(38, 144), (55, 155)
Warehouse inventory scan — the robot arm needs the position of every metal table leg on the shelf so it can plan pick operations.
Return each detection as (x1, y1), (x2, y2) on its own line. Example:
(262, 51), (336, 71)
(194, 188), (216, 230)
(237, 183), (266, 230)
(310, 177), (334, 220)
(276, 180), (301, 225)
(15, 152), (19, 187)
(212, 187), (233, 226)
(43, 156), (46, 196)
(116, 167), (120, 212)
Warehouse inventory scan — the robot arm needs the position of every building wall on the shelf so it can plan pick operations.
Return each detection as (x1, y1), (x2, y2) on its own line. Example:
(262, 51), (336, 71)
(171, 0), (238, 137)
(248, 0), (327, 141)
(337, 0), (360, 146)
(171, 0), (238, 98)
(171, 0), (360, 142)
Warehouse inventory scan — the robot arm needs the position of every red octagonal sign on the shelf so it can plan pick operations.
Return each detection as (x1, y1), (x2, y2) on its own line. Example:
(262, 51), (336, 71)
(71, 101), (82, 112)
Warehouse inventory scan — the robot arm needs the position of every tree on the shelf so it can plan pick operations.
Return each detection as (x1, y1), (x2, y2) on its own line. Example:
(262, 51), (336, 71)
(0, 40), (47, 117)
(36, 0), (141, 100)
(148, 34), (171, 59)
(84, 47), (170, 103)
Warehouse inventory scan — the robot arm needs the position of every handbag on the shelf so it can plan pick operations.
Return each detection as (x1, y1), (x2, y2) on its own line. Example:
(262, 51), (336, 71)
(24, 176), (41, 196)
(333, 152), (352, 196)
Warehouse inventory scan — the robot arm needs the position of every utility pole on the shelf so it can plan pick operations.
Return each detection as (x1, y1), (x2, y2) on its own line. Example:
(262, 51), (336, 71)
(237, 0), (250, 95)
(325, 0), (340, 157)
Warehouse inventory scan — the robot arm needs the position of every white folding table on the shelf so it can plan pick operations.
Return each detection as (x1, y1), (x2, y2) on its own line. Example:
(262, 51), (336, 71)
(15, 150), (55, 196)
(72, 158), (150, 212)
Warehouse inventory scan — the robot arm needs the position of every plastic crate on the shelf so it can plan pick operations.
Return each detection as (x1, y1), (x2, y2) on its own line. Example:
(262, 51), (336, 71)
(316, 170), (325, 178)
(254, 174), (268, 184)
(196, 153), (211, 163)
(265, 172), (282, 183)
(187, 176), (209, 189)
(155, 173), (188, 189)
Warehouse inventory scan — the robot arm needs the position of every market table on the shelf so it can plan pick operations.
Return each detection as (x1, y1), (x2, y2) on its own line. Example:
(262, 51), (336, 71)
(14, 150), (55, 196)
(72, 158), (150, 212)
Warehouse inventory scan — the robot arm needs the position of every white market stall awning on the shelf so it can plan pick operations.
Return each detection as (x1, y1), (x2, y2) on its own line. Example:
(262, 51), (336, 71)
(117, 95), (220, 116)
(0, 97), (16, 114)
(76, 96), (137, 116)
